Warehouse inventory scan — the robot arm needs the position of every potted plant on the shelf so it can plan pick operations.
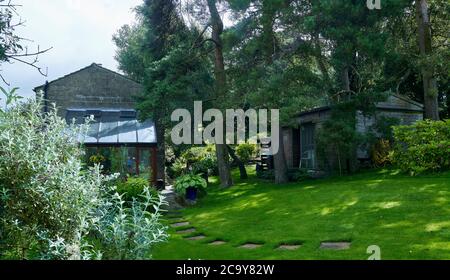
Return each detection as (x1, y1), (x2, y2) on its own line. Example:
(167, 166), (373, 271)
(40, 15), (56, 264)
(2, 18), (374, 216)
(174, 174), (207, 202)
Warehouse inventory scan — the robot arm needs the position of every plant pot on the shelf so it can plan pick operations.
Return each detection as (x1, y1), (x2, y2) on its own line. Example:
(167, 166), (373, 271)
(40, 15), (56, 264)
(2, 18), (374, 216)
(185, 187), (198, 201)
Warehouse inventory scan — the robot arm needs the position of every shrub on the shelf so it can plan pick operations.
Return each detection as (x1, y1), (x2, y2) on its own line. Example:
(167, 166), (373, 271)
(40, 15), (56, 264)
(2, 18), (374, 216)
(116, 177), (159, 202)
(168, 146), (218, 179)
(236, 144), (257, 164)
(174, 174), (207, 196)
(256, 168), (309, 182)
(392, 120), (450, 175)
(0, 90), (167, 260)
(371, 139), (393, 167)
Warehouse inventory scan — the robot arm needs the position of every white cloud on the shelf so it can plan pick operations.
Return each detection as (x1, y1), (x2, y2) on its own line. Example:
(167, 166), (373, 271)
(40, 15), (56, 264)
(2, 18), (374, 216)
(0, 0), (141, 107)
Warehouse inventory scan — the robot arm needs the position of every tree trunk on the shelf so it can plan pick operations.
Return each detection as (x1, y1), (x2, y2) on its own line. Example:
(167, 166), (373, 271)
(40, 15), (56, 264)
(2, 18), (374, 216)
(155, 119), (166, 184)
(261, 0), (289, 184)
(416, 0), (440, 120)
(274, 128), (289, 184)
(227, 145), (248, 180)
(207, 0), (233, 188)
(342, 66), (351, 93)
(216, 144), (233, 187)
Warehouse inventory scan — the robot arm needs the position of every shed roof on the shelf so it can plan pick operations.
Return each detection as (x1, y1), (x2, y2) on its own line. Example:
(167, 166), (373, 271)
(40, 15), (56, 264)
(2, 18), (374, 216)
(66, 109), (157, 146)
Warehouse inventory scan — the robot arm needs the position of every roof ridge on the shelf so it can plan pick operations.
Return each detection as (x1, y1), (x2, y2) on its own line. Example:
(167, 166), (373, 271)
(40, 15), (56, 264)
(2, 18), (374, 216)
(33, 63), (141, 92)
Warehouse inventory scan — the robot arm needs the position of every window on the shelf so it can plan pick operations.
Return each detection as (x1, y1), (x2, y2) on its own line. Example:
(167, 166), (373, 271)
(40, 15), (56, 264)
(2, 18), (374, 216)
(300, 123), (316, 169)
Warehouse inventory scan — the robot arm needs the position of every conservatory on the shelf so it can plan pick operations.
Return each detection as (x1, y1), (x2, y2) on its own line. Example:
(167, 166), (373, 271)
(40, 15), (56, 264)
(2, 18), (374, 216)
(66, 108), (158, 184)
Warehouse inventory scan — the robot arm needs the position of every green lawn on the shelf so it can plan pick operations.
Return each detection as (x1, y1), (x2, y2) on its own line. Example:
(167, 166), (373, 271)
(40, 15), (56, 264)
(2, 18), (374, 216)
(153, 169), (450, 260)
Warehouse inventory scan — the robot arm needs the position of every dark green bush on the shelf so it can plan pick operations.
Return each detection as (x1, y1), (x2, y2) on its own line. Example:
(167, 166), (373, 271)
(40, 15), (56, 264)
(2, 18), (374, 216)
(393, 120), (450, 175)
(116, 177), (158, 202)
(174, 174), (207, 196)
(256, 168), (309, 182)
(168, 146), (218, 179)
(236, 144), (257, 164)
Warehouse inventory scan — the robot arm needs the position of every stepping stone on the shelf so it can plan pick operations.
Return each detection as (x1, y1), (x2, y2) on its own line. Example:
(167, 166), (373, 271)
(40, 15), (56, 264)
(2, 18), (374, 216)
(320, 242), (351, 250)
(166, 212), (183, 217)
(177, 228), (197, 234)
(209, 241), (227, 246)
(277, 244), (302, 251)
(186, 235), (206, 241)
(170, 222), (190, 228)
(239, 243), (263, 249)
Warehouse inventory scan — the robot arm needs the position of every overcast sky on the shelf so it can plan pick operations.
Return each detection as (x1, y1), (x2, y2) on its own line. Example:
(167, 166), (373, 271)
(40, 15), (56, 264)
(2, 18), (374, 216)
(1, 0), (141, 108)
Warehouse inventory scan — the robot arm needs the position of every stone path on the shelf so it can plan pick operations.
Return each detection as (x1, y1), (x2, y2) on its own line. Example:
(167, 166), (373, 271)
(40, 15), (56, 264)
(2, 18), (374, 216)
(320, 242), (351, 250)
(186, 235), (206, 241)
(166, 210), (352, 252)
(177, 228), (197, 234)
(161, 186), (184, 212)
(277, 244), (302, 251)
(170, 221), (190, 228)
(209, 241), (227, 246)
(239, 243), (263, 249)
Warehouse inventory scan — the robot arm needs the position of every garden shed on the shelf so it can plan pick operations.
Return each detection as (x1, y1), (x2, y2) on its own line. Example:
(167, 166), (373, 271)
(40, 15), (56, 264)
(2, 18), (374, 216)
(34, 63), (158, 184)
(282, 94), (424, 171)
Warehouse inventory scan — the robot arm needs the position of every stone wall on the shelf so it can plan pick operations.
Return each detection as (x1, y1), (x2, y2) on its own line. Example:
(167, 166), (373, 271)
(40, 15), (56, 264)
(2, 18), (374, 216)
(35, 64), (143, 118)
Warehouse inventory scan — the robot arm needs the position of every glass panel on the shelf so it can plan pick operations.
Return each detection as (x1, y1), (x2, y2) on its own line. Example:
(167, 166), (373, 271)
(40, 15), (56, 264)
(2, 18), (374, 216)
(84, 147), (98, 166)
(110, 147), (128, 176)
(300, 123), (316, 169)
(137, 120), (157, 144)
(85, 122), (99, 144)
(118, 120), (137, 144)
(98, 148), (112, 173)
(126, 147), (137, 175)
(139, 149), (151, 180)
(99, 121), (119, 143)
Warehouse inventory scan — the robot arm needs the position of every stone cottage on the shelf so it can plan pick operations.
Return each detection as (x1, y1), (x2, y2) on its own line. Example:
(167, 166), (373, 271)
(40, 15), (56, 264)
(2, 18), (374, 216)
(34, 63), (158, 183)
(282, 94), (424, 171)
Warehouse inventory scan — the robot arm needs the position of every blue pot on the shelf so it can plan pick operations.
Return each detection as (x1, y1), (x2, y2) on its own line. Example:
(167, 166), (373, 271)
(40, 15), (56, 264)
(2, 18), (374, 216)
(186, 187), (198, 201)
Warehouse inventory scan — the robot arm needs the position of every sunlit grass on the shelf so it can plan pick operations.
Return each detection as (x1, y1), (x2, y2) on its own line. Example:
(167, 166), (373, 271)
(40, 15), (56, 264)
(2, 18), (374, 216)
(153, 168), (450, 260)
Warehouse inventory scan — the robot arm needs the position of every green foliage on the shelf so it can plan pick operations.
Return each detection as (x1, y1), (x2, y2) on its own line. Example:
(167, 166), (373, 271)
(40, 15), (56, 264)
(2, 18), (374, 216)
(169, 146), (218, 179)
(95, 188), (167, 260)
(116, 177), (158, 203)
(174, 174), (207, 196)
(110, 147), (128, 177)
(236, 143), (257, 164)
(257, 168), (309, 182)
(373, 116), (402, 141)
(371, 139), (394, 168)
(392, 120), (450, 175)
(0, 92), (167, 260)
(316, 102), (361, 175)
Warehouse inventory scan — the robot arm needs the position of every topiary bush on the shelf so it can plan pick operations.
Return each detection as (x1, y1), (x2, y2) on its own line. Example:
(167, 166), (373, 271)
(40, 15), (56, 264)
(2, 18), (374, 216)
(0, 90), (167, 260)
(392, 120), (450, 175)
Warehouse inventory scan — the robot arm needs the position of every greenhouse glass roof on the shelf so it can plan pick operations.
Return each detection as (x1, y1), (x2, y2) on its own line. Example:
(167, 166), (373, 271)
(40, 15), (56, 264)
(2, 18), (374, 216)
(66, 109), (157, 145)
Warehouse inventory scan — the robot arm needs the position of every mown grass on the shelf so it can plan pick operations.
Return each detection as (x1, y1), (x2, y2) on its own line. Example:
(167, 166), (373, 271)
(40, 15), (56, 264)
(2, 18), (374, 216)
(153, 168), (450, 260)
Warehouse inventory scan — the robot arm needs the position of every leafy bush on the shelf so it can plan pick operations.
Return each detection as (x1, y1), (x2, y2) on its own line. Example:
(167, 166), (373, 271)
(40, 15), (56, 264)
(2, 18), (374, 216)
(371, 139), (393, 167)
(0, 91), (167, 260)
(174, 174), (207, 196)
(168, 146), (218, 179)
(392, 120), (450, 175)
(116, 177), (159, 202)
(90, 154), (106, 165)
(95, 188), (167, 260)
(236, 144), (257, 164)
